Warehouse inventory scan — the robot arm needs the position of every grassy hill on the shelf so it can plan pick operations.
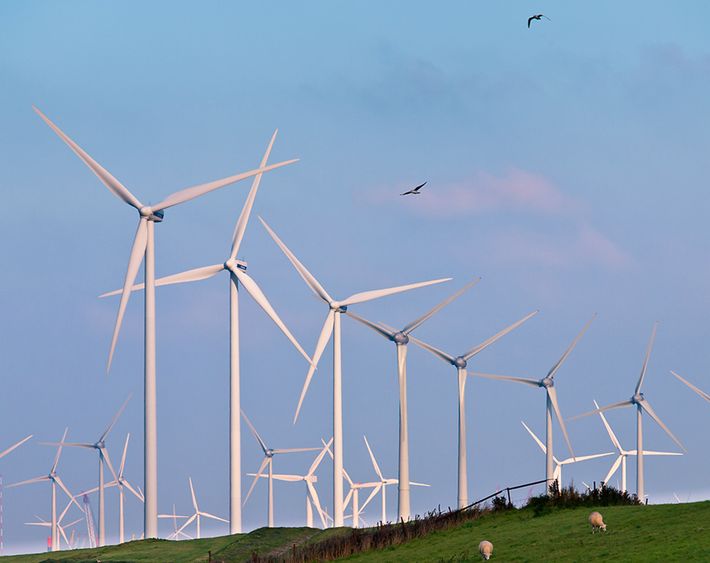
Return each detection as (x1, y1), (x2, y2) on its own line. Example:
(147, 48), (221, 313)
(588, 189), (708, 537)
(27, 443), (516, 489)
(2, 501), (709, 562)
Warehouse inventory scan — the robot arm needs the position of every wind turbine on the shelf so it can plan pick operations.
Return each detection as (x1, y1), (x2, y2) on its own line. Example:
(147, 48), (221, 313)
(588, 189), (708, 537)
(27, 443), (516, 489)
(0, 435), (33, 461)
(175, 478), (228, 539)
(242, 410), (321, 527)
(406, 310), (538, 508)
(259, 217), (450, 526)
(345, 279), (479, 521)
(521, 422), (612, 489)
(26, 510), (82, 551)
(571, 323), (685, 501)
(593, 400), (682, 493)
(7, 428), (83, 552)
(473, 315), (596, 493)
(359, 436), (429, 525)
(46, 395), (131, 546)
(79, 433), (144, 544)
(670, 371), (710, 405)
(34, 107), (298, 537)
(159, 504), (192, 540)
(100, 132), (312, 534)
(248, 438), (332, 528)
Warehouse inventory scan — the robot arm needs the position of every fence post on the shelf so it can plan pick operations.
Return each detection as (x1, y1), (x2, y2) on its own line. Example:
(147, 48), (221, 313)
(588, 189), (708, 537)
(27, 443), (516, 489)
(506, 488), (512, 506)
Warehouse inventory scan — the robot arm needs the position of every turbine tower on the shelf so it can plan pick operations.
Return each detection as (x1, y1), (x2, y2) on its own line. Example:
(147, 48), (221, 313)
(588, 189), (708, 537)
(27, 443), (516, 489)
(593, 400), (682, 493)
(407, 311), (538, 508)
(101, 132), (312, 533)
(345, 279), (479, 521)
(474, 315), (595, 493)
(259, 217), (450, 526)
(242, 410), (320, 527)
(572, 323), (685, 501)
(34, 107), (298, 537)
(521, 421), (612, 489)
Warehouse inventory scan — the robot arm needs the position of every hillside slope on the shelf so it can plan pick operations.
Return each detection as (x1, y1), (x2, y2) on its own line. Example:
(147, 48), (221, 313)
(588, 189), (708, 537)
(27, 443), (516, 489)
(2, 502), (709, 562)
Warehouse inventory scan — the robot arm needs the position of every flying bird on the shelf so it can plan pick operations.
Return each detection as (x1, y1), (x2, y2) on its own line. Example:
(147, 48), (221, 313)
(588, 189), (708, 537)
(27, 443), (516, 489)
(400, 182), (427, 196)
(528, 14), (550, 28)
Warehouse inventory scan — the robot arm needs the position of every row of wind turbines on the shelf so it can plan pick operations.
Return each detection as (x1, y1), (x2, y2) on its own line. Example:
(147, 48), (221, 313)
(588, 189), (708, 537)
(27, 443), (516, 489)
(3, 107), (710, 551)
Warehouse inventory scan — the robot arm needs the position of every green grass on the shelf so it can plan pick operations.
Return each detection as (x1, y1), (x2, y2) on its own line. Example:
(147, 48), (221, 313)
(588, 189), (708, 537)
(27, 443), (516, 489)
(2, 502), (709, 562)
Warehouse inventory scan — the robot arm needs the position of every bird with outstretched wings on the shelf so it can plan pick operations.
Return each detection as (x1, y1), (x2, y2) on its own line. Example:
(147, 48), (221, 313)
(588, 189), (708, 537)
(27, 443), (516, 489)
(400, 182), (427, 196)
(528, 14), (550, 28)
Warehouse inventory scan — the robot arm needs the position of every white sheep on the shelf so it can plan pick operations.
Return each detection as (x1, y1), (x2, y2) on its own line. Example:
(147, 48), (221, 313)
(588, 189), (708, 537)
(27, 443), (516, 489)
(588, 511), (607, 533)
(479, 540), (493, 560)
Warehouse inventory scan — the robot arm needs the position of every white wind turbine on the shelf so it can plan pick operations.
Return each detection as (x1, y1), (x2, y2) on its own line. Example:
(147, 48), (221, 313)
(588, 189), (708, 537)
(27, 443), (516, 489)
(670, 371), (710, 405)
(473, 315), (596, 493)
(571, 323), (685, 502)
(26, 510), (82, 551)
(259, 217), (451, 526)
(242, 410), (321, 527)
(8, 428), (83, 552)
(248, 438), (332, 528)
(345, 279), (479, 521)
(175, 478), (228, 540)
(159, 504), (192, 540)
(47, 395), (131, 546)
(0, 435), (33, 461)
(34, 107), (297, 537)
(79, 433), (144, 544)
(593, 400), (682, 493)
(101, 131), (312, 534)
(358, 436), (429, 525)
(521, 422), (612, 489)
(406, 310), (538, 508)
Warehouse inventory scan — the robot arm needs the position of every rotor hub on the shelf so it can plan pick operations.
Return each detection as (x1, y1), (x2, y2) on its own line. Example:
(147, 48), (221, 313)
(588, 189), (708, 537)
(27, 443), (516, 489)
(541, 377), (553, 388)
(393, 332), (409, 345)
(140, 206), (164, 222)
(454, 356), (467, 369)
(632, 393), (644, 404)
(266, 450), (274, 458)
(225, 259), (248, 272)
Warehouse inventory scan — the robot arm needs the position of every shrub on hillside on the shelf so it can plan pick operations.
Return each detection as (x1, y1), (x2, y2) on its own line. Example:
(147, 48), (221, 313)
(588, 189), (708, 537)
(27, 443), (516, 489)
(526, 482), (641, 517)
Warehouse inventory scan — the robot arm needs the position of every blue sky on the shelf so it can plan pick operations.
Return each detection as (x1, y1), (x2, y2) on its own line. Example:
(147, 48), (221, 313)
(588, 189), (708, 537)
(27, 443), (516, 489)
(2, 0), (710, 553)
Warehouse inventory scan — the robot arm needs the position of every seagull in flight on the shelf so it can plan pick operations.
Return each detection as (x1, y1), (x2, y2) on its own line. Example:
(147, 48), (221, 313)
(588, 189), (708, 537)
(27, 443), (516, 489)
(400, 182), (427, 196)
(528, 14), (550, 28)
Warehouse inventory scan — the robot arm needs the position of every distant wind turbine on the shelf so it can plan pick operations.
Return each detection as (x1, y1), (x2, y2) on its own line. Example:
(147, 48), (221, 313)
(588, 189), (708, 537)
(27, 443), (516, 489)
(474, 315), (596, 494)
(593, 399), (682, 493)
(571, 323), (686, 501)
(34, 106), (298, 537)
(259, 216), (450, 526)
(176, 478), (228, 539)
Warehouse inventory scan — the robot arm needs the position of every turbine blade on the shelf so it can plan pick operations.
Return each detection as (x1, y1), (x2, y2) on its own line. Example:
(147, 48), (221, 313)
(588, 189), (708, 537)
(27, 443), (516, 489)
(99, 394), (132, 442)
(670, 371), (710, 403)
(52, 428), (69, 474)
(563, 452), (613, 464)
(345, 310), (395, 341)
(119, 433), (130, 476)
(548, 386), (574, 459)
(636, 322), (658, 394)
(521, 421), (546, 454)
(407, 334), (455, 364)
(234, 269), (313, 366)
(547, 314), (596, 380)
(0, 434), (33, 460)
(294, 310), (335, 423)
(272, 447), (321, 454)
(6, 476), (48, 488)
(153, 159), (298, 212)
(339, 278), (451, 308)
(33, 107), (142, 209)
(603, 456), (622, 485)
(230, 130), (277, 260)
(122, 479), (144, 502)
(107, 218), (148, 372)
(307, 438), (333, 476)
(240, 410), (269, 454)
(642, 450), (683, 456)
(360, 484), (382, 512)
(593, 399), (623, 453)
(177, 514), (196, 535)
(569, 399), (633, 421)
(54, 475), (84, 512)
(99, 263), (224, 297)
(402, 278), (480, 335)
(258, 217), (333, 303)
(243, 457), (270, 505)
(639, 400), (685, 452)
(472, 372), (539, 387)
(101, 448), (120, 484)
(363, 436), (384, 481)
(307, 481), (327, 528)
(463, 310), (538, 361)
(189, 477), (198, 512)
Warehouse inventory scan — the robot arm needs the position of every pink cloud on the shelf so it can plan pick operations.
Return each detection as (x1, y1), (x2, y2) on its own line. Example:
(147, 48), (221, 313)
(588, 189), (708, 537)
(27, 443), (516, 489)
(394, 168), (577, 218)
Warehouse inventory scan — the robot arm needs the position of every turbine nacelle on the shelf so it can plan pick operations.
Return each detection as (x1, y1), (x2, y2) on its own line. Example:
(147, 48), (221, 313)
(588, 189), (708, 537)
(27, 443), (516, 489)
(329, 303), (348, 313)
(453, 356), (467, 369)
(224, 258), (248, 272)
(632, 393), (644, 405)
(392, 332), (409, 345)
(139, 206), (164, 222)
(541, 377), (554, 389)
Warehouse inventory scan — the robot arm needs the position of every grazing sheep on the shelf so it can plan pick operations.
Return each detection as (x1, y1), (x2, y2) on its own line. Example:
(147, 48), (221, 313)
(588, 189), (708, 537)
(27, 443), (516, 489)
(479, 540), (493, 560)
(589, 511), (607, 533)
